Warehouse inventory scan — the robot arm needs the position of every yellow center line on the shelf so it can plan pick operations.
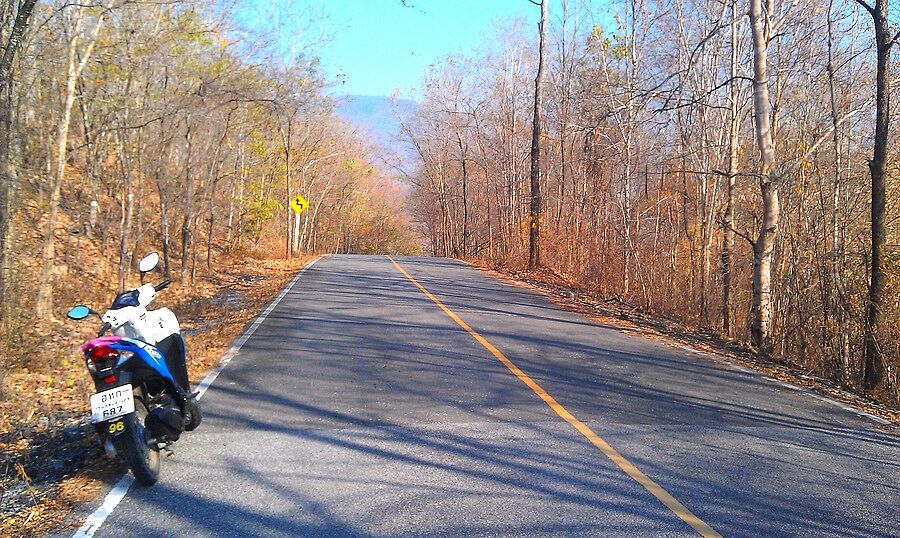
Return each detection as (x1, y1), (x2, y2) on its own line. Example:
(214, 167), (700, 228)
(387, 256), (722, 538)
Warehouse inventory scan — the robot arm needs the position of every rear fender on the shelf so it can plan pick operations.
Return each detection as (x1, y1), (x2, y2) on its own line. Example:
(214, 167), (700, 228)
(106, 340), (187, 401)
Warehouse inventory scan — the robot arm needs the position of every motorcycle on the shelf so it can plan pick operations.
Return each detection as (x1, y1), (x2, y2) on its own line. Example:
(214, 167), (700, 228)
(67, 252), (201, 486)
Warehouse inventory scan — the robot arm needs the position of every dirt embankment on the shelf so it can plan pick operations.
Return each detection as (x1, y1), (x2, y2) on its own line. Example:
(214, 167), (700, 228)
(1, 255), (314, 537)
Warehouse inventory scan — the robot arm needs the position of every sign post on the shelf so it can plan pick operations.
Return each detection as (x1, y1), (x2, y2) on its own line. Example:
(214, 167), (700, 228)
(289, 194), (309, 255)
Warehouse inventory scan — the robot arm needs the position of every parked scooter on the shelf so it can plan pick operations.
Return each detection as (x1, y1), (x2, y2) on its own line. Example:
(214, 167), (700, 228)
(67, 252), (200, 486)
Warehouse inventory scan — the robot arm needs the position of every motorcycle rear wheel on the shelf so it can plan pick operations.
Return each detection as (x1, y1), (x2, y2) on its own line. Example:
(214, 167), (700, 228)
(183, 399), (202, 431)
(118, 398), (160, 486)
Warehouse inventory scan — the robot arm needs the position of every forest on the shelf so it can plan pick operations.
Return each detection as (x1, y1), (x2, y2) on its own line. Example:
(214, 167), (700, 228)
(403, 0), (898, 403)
(0, 0), (419, 381)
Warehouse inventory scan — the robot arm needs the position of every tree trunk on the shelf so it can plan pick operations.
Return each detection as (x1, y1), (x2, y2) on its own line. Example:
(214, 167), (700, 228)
(207, 180), (216, 269)
(721, 0), (740, 337)
(528, 0), (548, 269)
(827, 0), (850, 379)
(181, 122), (194, 281)
(131, 94), (147, 270)
(280, 121), (293, 259)
(116, 64), (136, 291)
(749, 0), (780, 354)
(226, 135), (241, 246)
(457, 131), (469, 258)
(117, 130), (134, 292)
(856, 0), (891, 389)
(159, 195), (170, 276)
(0, 0), (37, 328)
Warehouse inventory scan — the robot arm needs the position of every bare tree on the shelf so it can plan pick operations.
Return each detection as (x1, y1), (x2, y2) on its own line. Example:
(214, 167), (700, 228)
(853, 0), (894, 389)
(748, 0), (780, 354)
(528, 0), (548, 268)
(721, 0), (742, 337)
(398, 0), (899, 402)
(36, 2), (112, 319)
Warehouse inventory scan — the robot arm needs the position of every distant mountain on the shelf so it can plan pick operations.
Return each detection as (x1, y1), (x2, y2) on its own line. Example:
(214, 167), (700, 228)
(335, 94), (417, 148)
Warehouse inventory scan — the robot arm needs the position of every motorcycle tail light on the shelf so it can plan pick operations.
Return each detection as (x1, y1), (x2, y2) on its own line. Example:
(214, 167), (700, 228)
(90, 345), (119, 360)
(102, 374), (117, 384)
(86, 345), (119, 374)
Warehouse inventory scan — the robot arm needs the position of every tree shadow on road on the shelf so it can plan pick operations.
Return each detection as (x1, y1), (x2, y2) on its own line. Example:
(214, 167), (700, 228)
(113, 255), (898, 537)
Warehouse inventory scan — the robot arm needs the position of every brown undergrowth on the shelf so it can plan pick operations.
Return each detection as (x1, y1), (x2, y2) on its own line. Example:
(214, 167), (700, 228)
(0, 253), (314, 537)
(467, 259), (900, 427)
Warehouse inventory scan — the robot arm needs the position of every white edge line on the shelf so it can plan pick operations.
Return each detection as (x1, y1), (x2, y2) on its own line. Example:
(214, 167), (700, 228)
(785, 383), (892, 425)
(71, 256), (322, 538)
(676, 339), (891, 426)
(72, 476), (134, 538)
(728, 361), (892, 426)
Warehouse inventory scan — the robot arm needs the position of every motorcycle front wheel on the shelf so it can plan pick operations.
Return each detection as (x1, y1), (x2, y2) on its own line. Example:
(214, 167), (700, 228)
(117, 398), (160, 486)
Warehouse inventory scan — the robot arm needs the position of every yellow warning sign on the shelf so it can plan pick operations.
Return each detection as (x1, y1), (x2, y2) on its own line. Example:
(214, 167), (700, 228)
(290, 194), (308, 215)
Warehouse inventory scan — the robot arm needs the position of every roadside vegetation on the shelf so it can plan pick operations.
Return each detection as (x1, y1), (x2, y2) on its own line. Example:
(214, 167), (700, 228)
(403, 0), (899, 406)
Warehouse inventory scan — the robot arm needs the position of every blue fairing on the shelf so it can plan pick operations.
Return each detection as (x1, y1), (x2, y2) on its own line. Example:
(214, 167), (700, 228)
(107, 338), (176, 384)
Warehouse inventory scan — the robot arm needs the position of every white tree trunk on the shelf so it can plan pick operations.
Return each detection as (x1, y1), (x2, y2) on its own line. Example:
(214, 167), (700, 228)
(721, 0), (741, 337)
(749, 0), (780, 353)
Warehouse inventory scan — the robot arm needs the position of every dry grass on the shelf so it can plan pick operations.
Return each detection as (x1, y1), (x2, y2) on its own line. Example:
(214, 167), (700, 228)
(0, 253), (315, 537)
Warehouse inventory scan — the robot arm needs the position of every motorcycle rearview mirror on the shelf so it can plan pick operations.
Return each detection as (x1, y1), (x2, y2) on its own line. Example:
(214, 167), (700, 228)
(67, 305), (93, 320)
(138, 252), (160, 274)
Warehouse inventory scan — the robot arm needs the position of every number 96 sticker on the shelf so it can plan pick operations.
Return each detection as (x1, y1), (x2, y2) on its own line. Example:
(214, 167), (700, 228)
(107, 420), (126, 435)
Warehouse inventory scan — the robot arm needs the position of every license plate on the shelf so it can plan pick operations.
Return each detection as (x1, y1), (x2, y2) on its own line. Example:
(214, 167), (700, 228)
(90, 385), (135, 423)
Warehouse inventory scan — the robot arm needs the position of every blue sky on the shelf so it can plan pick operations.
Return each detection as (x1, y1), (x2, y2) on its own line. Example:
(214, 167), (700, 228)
(235, 0), (564, 99)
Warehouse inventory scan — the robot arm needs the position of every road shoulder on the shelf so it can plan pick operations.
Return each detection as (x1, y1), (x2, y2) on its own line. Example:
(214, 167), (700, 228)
(464, 259), (899, 430)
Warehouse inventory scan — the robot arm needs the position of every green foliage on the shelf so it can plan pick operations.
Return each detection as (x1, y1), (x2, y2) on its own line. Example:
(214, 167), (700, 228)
(249, 130), (272, 158)
(588, 24), (625, 59)
(171, 9), (214, 47)
(243, 195), (283, 240)
(246, 195), (282, 222)
(610, 36), (628, 60)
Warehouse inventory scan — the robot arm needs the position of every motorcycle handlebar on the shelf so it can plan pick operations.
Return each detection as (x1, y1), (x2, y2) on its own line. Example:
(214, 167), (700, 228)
(91, 279), (170, 336)
(154, 279), (171, 292)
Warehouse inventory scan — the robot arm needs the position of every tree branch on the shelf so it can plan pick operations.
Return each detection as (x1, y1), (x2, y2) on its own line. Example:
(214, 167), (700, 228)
(721, 221), (755, 246)
(654, 76), (753, 113)
(852, 0), (876, 15)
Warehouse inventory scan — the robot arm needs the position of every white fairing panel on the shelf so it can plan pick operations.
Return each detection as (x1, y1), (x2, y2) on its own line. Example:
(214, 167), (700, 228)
(136, 284), (157, 307)
(143, 308), (179, 344)
(104, 307), (141, 332)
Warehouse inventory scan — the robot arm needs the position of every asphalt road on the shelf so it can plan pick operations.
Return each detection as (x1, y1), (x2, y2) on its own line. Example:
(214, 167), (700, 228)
(92, 255), (899, 537)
